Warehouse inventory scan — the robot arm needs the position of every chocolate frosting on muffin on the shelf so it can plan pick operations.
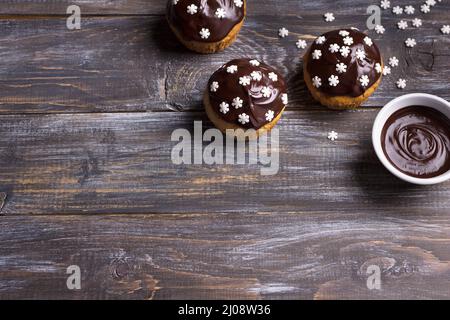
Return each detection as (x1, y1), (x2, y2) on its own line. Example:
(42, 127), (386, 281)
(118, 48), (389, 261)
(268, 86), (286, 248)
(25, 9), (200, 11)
(306, 29), (382, 97)
(167, 0), (245, 43)
(207, 59), (287, 129)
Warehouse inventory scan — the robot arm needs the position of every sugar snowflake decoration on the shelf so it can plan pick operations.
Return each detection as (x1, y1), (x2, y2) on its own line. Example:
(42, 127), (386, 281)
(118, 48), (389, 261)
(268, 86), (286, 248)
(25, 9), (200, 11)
(380, 0), (390, 10)
(250, 71), (262, 81)
(329, 43), (340, 53)
(392, 6), (403, 14)
(239, 76), (251, 86)
(340, 46), (350, 57)
(328, 75), (339, 87)
(397, 20), (408, 30)
(265, 110), (275, 122)
(199, 28), (210, 39)
(426, 0), (436, 6)
(232, 97), (243, 109)
(261, 87), (272, 98)
(316, 36), (326, 44)
(281, 94), (288, 105)
(234, 0), (243, 7)
(187, 4), (198, 15)
(405, 38), (416, 48)
(215, 8), (226, 19)
(343, 36), (354, 46)
(312, 76), (322, 88)
(389, 56), (399, 67)
(278, 27), (289, 38)
(210, 81), (219, 92)
(219, 102), (229, 114)
(441, 25), (450, 35)
(375, 25), (385, 34)
(312, 49), (322, 60)
(412, 18), (422, 28)
(396, 78), (406, 89)
(382, 66), (391, 76)
(359, 75), (370, 87)
(328, 131), (338, 141)
(268, 72), (278, 82)
(336, 63), (347, 74)
(249, 60), (260, 67)
(355, 49), (366, 61)
(375, 63), (382, 73)
(238, 113), (250, 125)
(364, 36), (373, 46)
(339, 30), (350, 37)
(324, 12), (335, 22)
(404, 5), (415, 15)
(296, 39), (307, 49)
(421, 4), (430, 13)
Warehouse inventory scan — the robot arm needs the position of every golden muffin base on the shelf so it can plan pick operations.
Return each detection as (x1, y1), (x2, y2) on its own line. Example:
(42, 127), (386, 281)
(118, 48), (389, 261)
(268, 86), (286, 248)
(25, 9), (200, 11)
(303, 52), (383, 110)
(167, 3), (246, 54)
(204, 91), (285, 138)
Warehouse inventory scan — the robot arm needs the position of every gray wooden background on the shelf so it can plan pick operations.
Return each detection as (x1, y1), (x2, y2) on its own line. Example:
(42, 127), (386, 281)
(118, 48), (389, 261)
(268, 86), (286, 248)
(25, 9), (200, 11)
(0, 0), (449, 299)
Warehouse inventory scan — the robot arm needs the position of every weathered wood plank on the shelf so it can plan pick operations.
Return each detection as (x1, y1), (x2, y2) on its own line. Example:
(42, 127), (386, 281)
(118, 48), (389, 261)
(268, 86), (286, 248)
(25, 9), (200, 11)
(0, 9), (449, 113)
(0, 212), (449, 299)
(1, 110), (450, 215)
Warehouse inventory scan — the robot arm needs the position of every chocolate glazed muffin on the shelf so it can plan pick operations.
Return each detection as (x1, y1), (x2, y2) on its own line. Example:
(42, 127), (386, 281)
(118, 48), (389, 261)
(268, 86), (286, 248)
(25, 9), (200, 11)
(303, 29), (383, 109)
(166, 0), (246, 54)
(204, 58), (288, 136)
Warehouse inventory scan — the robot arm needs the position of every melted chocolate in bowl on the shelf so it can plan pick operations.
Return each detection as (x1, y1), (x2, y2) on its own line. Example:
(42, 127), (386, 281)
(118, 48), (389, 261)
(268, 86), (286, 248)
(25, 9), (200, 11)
(381, 106), (450, 178)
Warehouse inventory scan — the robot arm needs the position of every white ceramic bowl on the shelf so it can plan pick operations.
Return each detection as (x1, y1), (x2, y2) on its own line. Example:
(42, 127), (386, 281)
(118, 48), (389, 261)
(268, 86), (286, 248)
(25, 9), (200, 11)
(372, 93), (450, 185)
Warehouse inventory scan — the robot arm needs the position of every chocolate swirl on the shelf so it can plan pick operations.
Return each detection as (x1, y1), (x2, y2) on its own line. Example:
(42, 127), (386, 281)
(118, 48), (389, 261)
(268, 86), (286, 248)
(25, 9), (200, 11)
(382, 106), (450, 178)
(207, 59), (287, 129)
(306, 29), (382, 97)
(166, 0), (245, 43)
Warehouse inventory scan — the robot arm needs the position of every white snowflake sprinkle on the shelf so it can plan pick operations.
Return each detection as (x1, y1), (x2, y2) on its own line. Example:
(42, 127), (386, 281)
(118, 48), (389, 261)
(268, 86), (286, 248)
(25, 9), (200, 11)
(238, 113), (250, 125)
(312, 76), (322, 88)
(412, 18), (422, 28)
(382, 66), (391, 75)
(405, 38), (416, 48)
(187, 4), (198, 15)
(356, 49), (366, 61)
(380, 0), (390, 10)
(312, 49), (322, 60)
(215, 8), (226, 19)
(396, 78), (407, 89)
(219, 102), (229, 114)
(426, 0), (436, 6)
(316, 36), (326, 44)
(261, 87), (272, 98)
(329, 43), (340, 53)
(340, 46), (351, 57)
(364, 36), (373, 46)
(375, 25), (385, 34)
(336, 63), (347, 74)
(265, 110), (275, 122)
(281, 94), (288, 105)
(324, 12), (335, 22)
(328, 131), (338, 141)
(239, 76), (251, 86)
(375, 63), (383, 73)
(250, 71), (262, 81)
(343, 36), (354, 46)
(397, 20), (408, 30)
(232, 97), (243, 109)
(268, 72), (278, 82)
(328, 75), (339, 87)
(210, 81), (219, 92)
(441, 25), (450, 34)
(227, 65), (238, 74)
(389, 56), (399, 67)
(172, 0), (179, 4)
(234, 0), (243, 8)
(279, 27), (289, 38)
(421, 4), (430, 13)
(199, 28), (210, 39)
(249, 60), (260, 67)
(392, 6), (403, 14)
(296, 39), (307, 49)
(404, 5), (415, 14)
(359, 75), (370, 87)
(339, 30), (350, 37)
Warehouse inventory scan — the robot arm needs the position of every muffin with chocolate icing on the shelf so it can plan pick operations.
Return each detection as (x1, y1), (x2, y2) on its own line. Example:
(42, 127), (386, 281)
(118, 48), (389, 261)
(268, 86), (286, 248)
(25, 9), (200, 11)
(204, 59), (287, 135)
(303, 29), (383, 109)
(166, 0), (246, 54)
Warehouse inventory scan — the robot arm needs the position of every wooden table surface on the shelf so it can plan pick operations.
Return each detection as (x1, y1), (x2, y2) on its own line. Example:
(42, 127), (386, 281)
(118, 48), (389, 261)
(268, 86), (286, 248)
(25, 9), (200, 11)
(1, 0), (450, 300)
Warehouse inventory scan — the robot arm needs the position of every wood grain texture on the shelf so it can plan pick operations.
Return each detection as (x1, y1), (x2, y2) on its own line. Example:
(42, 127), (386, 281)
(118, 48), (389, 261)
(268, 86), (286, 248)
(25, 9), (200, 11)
(1, 212), (449, 299)
(0, 2), (449, 113)
(1, 110), (450, 215)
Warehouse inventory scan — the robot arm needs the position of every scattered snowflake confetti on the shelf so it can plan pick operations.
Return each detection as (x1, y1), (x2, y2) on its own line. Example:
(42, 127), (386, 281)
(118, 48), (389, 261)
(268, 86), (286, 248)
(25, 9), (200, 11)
(343, 36), (354, 46)
(364, 36), (373, 46)
(389, 56), (399, 67)
(397, 20), (408, 30)
(380, 0), (391, 9)
(199, 28), (210, 39)
(268, 72), (278, 82)
(210, 81), (219, 92)
(421, 4), (430, 13)
(316, 36), (326, 44)
(250, 71), (262, 81)
(324, 12), (335, 22)
(441, 25), (450, 34)
(261, 87), (272, 98)
(239, 76), (251, 86)
(312, 49), (322, 60)
(265, 110), (275, 122)
(383, 66), (391, 75)
(375, 25), (385, 34)
(405, 38), (416, 48)
(412, 18), (422, 28)
(234, 0), (243, 7)
(278, 27), (289, 38)
(296, 39), (307, 49)
(312, 76), (322, 88)
(249, 60), (260, 67)
(392, 6), (403, 14)
(328, 75), (339, 87)
(396, 78), (407, 89)
(328, 131), (338, 141)
(187, 4), (198, 15)
(339, 30), (350, 37)
(215, 8), (226, 19)
(359, 75), (370, 87)
(232, 97), (244, 109)
(426, 0), (436, 6)
(375, 63), (382, 73)
(404, 5), (415, 14)
(336, 63), (347, 74)
(355, 49), (366, 61)
(238, 113), (250, 125)
(219, 102), (229, 114)
(281, 94), (288, 105)
(340, 46), (350, 57)
(329, 43), (340, 53)
(227, 65), (238, 74)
